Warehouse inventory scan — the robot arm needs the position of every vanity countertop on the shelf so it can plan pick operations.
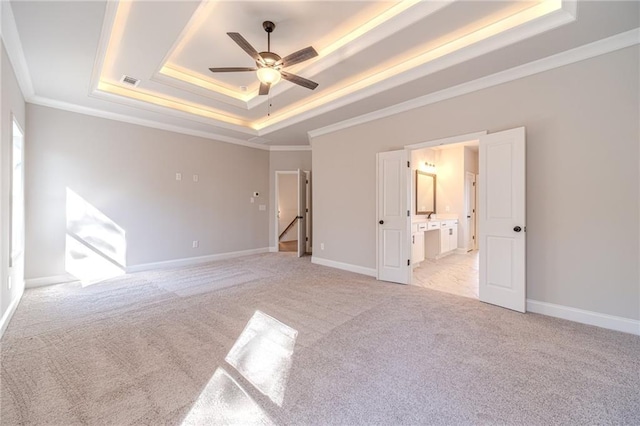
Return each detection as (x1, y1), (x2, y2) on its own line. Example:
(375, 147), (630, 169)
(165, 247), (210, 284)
(412, 215), (458, 224)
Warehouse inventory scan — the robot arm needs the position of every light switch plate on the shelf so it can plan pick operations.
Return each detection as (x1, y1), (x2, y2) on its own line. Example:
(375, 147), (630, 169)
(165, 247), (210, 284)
(193, 174), (199, 182)
(259, 204), (266, 211)
(176, 173), (182, 181)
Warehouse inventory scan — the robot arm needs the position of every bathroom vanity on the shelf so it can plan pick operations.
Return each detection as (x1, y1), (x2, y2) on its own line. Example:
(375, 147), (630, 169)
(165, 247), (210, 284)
(411, 218), (459, 264)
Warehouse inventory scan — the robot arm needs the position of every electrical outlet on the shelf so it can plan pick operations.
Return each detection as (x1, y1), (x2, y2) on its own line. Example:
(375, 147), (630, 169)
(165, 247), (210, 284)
(250, 197), (255, 203)
(175, 172), (182, 181)
(259, 204), (266, 211)
(192, 240), (199, 248)
(193, 174), (199, 182)
(7, 276), (11, 290)
(320, 243), (325, 250)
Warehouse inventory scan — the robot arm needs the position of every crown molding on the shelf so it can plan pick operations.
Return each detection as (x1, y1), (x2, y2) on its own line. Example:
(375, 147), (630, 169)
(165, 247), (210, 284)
(28, 95), (270, 150)
(269, 145), (312, 152)
(308, 28), (640, 140)
(1, 1), (35, 99)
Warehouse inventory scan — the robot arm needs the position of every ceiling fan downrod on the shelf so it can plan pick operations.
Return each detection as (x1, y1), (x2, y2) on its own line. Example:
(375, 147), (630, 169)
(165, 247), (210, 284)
(263, 21), (275, 53)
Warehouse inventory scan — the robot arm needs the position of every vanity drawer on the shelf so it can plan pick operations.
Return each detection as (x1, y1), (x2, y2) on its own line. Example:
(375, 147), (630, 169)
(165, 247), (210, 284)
(441, 220), (458, 228)
(427, 221), (440, 230)
(417, 223), (428, 232)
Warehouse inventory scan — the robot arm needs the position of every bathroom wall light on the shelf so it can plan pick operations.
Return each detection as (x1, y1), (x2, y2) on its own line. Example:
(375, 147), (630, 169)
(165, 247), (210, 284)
(424, 162), (437, 174)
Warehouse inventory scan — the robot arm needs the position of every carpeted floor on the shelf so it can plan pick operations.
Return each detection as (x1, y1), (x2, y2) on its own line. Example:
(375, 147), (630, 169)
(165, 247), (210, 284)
(1, 253), (639, 425)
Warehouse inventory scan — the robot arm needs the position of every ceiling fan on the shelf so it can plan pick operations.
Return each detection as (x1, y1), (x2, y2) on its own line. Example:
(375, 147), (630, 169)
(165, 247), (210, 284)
(209, 21), (319, 96)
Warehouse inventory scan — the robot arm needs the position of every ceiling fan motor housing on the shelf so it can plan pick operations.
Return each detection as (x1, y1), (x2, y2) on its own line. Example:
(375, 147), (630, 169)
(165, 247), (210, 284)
(259, 51), (282, 67)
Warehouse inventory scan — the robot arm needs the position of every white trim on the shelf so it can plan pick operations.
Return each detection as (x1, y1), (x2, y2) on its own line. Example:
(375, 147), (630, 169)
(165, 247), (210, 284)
(308, 28), (640, 140)
(269, 247), (278, 253)
(126, 247), (270, 273)
(269, 145), (312, 152)
(0, 286), (24, 339)
(264, 2), (577, 136)
(527, 299), (640, 336)
(88, 1), (118, 96)
(25, 274), (77, 289)
(405, 131), (487, 150)
(0, 1), (35, 99)
(311, 256), (376, 277)
(28, 95), (270, 151)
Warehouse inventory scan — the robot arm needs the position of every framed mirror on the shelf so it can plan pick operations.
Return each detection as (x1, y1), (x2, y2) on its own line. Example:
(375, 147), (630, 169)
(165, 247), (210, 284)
(416, 171), (436, 215)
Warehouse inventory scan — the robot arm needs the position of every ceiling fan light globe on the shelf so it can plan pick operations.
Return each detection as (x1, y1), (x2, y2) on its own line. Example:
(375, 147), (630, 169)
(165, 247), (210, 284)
(257, 67), (281, 85)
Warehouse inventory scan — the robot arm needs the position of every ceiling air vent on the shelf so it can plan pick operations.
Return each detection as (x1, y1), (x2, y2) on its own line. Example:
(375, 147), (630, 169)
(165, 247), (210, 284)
(120, 75), (140, 87)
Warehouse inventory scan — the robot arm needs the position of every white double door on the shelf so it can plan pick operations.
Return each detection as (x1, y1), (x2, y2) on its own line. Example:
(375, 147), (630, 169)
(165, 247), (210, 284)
(376, 127), (526, 312)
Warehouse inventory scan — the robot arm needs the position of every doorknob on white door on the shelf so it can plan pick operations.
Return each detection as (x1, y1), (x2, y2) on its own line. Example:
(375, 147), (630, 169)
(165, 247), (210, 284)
(513, 226), (522, 232)
(379, 220), (384, 225)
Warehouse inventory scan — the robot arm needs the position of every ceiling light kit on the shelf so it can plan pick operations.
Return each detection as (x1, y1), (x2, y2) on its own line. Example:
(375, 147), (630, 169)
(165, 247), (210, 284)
(209, 21), (319, 96)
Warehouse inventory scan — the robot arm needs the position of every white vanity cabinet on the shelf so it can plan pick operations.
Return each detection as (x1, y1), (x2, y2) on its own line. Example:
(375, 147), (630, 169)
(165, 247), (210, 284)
(440, 220), (458, 254)
(424, 219), (459, 259)
(411, 223), (427, 264)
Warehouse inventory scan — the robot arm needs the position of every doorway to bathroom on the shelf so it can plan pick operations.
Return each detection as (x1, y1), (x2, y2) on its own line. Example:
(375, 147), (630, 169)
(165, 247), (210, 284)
(410, 139), (479, 299)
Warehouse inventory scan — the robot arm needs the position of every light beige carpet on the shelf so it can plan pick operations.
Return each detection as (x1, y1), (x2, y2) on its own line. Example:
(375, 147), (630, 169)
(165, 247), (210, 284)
(1, 253), (639, 425)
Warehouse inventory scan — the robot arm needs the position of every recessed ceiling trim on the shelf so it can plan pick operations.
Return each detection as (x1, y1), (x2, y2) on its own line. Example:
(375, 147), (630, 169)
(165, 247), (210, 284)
(88, 1), (119, 96)
(150, 70), (250, 110)
(257, 0), (575, 135)
(89, 0), (582, 140)
(245, 0), (453, 110)
(29, 94), (267, 149)
(308, 28), (639, 140)
(91, 84), (258, 136)
(159, 0), (429, 107)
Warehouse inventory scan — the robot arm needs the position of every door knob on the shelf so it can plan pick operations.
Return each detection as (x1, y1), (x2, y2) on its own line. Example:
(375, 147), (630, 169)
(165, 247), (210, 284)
(513, 226), (522, 232)
(379, 220), (384, 225)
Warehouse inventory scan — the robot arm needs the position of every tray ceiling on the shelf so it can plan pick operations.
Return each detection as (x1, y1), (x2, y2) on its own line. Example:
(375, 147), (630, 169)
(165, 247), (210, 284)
(7, 0), (639, 146)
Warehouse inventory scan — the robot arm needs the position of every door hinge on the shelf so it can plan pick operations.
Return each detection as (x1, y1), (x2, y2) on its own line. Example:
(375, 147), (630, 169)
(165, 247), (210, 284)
(306, 180), (309, 184)
(407, 210), (410, 217)
(306, 237), (308, 241)
(473, 182), (476, 186)
(407, 259), (410, 266)
(306, 208), (309, 212)
(407, 161), (410, 168)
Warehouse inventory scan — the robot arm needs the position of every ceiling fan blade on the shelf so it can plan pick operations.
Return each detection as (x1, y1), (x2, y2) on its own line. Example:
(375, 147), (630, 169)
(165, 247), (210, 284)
(259, 82), (271, 96)
(280, 71), (318, 90)
(227, 32), (264, 64)
(209, 67), (258, 73)
(277, 46), (318, 68)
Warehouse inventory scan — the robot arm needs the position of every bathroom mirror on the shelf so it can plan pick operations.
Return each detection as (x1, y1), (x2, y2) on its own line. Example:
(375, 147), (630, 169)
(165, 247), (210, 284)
(416, 171), (436, 215)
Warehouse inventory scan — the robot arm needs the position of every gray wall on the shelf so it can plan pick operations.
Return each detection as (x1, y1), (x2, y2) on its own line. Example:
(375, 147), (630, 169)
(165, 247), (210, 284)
(25, 104), (270, 279)
(311, 46), (639, 321)
(1, 42), (26, 320)
(268, 150), (312, 248)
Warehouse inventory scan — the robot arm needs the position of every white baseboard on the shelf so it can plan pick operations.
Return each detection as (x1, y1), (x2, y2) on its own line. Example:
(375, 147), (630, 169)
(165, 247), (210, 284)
(25, 274), (77, 288)
(311, 256), (376, 277)
(126, 247), (270, 273)
(527, 299), (640, 336)
(269, 246), (278, 253)
(24, 248), (271, 288)
(0, 286), (24, 339)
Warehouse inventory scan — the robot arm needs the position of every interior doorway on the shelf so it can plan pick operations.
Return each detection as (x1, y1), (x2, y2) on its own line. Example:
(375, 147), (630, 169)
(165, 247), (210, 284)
(410, 139), (480, 299)
(275, 170), (311, 255)
(376, 128), (527, 312)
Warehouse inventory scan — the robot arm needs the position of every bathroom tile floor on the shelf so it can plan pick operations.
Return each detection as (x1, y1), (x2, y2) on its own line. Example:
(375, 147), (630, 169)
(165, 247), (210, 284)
(412, 250), (479, 299)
